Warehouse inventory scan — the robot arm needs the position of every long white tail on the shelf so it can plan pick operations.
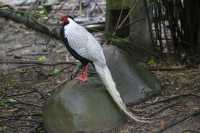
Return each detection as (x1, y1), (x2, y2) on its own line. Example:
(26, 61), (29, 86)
(94, 63), (149, 123)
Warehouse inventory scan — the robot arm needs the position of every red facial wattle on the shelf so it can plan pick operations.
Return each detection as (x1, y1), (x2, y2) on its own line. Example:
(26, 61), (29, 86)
(60, 16), (69, 25)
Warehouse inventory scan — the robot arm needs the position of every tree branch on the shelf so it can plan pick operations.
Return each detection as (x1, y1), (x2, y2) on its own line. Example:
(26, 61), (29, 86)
(0, 7), (62, 40)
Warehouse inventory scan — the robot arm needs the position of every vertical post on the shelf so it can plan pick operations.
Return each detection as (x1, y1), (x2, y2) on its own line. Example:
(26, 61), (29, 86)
(129, 0), (154, 54)
(143, 0), (155, 48)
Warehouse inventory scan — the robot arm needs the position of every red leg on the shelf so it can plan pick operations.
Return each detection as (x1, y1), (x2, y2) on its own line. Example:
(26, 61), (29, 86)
(75, 64), (89, 82)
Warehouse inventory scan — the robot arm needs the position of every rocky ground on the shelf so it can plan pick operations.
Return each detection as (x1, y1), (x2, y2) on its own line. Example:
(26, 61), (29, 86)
(0, 0), (200, 133)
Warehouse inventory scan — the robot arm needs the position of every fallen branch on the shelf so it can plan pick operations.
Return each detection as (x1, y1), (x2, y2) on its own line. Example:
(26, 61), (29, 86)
(149, 65), (198, 71)
(15, 99), (42, 108)
(83, 22), (105, 31)
(141, 93), (200, 108)
(0, 116), (40, 123)
(0, 7), (61, 40)
(6, 44), (32, 53)
(2, 113), (42, 119)
(0, 7), (105, 41)
(5, 90), (37, 97)
(0, 60), (77, 66)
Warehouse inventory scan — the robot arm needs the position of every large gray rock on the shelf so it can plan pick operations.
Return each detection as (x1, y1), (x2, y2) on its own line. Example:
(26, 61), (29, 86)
(43, 77), (125, 133)
(43, 45), (160, 133)
(104, 45), (160, 104)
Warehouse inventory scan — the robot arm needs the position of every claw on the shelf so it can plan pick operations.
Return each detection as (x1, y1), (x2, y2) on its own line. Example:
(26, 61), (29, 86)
(75, 74), (88, 82)
(75, 64), (89, 82)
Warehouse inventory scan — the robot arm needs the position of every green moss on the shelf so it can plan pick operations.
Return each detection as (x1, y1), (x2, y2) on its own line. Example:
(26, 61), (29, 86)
(107, 0), (130, 9)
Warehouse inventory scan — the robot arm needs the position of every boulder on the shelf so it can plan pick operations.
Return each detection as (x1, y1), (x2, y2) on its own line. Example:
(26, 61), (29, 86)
(43, 77), (125, 133)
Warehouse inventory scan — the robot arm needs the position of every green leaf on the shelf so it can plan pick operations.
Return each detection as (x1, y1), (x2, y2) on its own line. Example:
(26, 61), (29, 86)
(7, 98), (17, 103)
(0, 99), (17, 107)
(37, 56), (47, 63)
(148, 57), (156, 65)
(52, 68), (60, 75)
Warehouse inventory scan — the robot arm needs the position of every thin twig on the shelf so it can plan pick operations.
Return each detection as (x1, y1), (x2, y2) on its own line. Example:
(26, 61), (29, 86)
(15, 99), (42, 108)
(114, 0), (126, 33)
(5, 90), (37, 97)
(141, 93), (198, 108)
(3, 113), (42, 119)
(54, 78), (71, 89)
(149, 65), (198, 71)
(156, 110), (200, 133)
(115, 0), (138, 31)
(0, 116), (39, 123)
(25, 123), (42, 133)
(181, 130), (200, 133)
(122, 17), (145, 29)
(6, 44), (32, 53)
(149, 102), (179, 117)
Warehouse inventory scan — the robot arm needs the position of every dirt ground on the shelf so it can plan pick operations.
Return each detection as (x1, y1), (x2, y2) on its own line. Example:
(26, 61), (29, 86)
(0, 1), (200, 133)
(0, 20), (200, 133)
